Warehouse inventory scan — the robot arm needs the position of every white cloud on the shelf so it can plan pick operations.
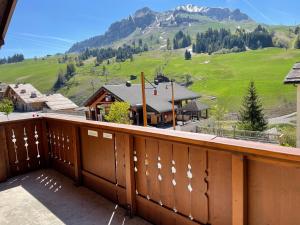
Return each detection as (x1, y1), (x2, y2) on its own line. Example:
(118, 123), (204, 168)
(15, 32), (75, 44)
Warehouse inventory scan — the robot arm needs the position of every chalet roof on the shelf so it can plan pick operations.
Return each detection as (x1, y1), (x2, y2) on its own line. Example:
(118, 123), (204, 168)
(85, 82), (200, 113)
(8, 84), (45, 103)
(284, 63), (300, 84)
(45, 94), (78, 110)
(180, 100), (209, 112)
(0, 0), (17, 47)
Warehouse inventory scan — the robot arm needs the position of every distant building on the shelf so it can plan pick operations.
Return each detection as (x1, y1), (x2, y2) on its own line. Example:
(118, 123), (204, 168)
(284, 62), (300, 147)
(0, 83), (8, 99)
(84, 82), (207, 126)
(4, 83), (78, 112)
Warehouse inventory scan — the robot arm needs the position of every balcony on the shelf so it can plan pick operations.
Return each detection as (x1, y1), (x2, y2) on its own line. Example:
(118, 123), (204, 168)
(1, 114), (300, 225)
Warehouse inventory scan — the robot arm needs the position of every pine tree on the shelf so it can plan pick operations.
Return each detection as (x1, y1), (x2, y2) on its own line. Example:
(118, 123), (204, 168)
(295, 35), (300, 49)
(238, 81), (267, 131)
(184, 50), (192, 60)
(167, 38), (171, 50)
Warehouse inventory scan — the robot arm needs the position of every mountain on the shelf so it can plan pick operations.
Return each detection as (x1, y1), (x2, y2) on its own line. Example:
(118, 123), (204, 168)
(68, 4), (254, 53)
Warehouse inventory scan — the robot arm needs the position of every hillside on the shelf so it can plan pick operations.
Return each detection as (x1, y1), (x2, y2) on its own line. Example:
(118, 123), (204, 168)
(0, 48), (298, 117)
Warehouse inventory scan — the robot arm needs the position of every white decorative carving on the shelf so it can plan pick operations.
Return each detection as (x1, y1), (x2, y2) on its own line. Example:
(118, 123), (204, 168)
(172, 179), (176, 186)
(34, 126), (40, 159)
(23, 128), (30, 162)
(11, 129), (19, 164)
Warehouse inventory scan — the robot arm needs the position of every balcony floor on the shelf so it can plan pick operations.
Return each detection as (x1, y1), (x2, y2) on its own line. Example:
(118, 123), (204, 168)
(0, 169), (151, 225)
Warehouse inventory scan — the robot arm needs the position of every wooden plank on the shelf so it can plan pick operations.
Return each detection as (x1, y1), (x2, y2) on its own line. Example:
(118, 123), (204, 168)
(159, 141), (174, 209)
(73, 126), (82, 185)
(173, 143), (190, 216)
(135, 136), (147, 196)
(146, 138), (160, 203)
(208, 150), (232, 225)
(189, 147), (208, 224)
(124, 134), (136, 216)
(232, 154), (247, 225)
(115, 133), (126, 187)
(248, 159), (300, 225)
(0, 126), (9, 182)
(41, 120), (50, 167)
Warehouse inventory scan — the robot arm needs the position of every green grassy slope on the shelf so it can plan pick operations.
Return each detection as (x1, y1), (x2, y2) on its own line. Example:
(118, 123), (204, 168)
(0, 48), (298, 116)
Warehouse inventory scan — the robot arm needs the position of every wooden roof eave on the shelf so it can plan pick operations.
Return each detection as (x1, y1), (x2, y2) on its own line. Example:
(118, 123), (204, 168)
(0, 0), (17, 48)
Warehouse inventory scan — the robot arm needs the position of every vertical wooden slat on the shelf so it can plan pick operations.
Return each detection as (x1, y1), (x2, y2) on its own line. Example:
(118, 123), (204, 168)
(189, 147), (208, 224)
(146, 138), (160, 203)
(73, 126), (82, 185)
(232, 154), (247, 225)
(159, 141), (174, 209)
(0, 126), (9, 182)
(124, 134), (136, 216)
(41, 120), (50, 167)
(173, 143), (190, 216)
(115, 133), (126, 187)
(135, 137), (147, 196)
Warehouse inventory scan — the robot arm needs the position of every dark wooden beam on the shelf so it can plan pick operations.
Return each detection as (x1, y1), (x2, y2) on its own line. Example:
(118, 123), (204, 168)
(0, 0), (17, 48)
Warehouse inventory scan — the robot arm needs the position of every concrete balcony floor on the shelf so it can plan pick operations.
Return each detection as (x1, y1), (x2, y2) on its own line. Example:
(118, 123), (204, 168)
(0, 169), (151, 225)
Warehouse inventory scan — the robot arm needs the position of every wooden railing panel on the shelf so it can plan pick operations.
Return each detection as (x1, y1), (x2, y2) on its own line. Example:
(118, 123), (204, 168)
(4, 120), (43, 175)
(47, 121), (75, 178)
(248, 159), (300, 225)
(0, 126), (9, 181)
(80, 127), (116, 183)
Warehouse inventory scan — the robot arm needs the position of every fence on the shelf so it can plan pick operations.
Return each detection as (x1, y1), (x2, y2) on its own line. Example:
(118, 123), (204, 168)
(1, 115), (300, 225)
(196, 126), (281, 144)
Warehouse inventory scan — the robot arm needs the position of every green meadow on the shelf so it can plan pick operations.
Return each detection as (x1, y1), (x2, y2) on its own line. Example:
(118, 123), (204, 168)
(0, 47), (299, 116)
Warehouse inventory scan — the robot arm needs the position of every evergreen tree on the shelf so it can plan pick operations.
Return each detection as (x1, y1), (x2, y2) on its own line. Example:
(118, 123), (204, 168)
(53, 69), (66, 91)
(238, 81), (267, 131)
(295, 35), (300, 49)
(167, 38), (171, 50)
(184, 50), (192, 60)
(66, 63), (76, 79)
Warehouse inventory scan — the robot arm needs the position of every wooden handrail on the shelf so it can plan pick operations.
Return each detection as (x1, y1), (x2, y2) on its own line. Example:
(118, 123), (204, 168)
(41, 114), (300, 164)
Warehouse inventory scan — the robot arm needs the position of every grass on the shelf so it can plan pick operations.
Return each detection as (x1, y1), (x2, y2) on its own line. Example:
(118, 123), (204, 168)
(0, 48), (299, 116)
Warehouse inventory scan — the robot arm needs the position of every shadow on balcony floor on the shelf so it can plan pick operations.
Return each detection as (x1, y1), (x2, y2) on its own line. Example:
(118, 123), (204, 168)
(0, 169), (151, 225)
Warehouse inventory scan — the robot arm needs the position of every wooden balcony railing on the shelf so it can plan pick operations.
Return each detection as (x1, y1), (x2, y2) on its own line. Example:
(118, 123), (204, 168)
(1, 114), (300, 225)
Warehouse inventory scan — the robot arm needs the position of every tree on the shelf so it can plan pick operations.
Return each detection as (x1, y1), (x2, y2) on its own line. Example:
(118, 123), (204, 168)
(66, 63), (76, 79)
(295, 35), (300, 49)
(53, 69), (66, 91)
(238, 81), (267, 131)
(210, 105), (227, 129)
(185, 50), (192, 60)
(0, 99), (14, 120)
(105, 102), (131, 124)
(167, 38), (172, 50)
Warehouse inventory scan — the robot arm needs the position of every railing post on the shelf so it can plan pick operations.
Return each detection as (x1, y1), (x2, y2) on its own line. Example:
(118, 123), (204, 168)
(232, 154), (247, 225)
(73, 126), (82, 185)
(124, 134), (136, 216)
(0, 126), (10, 182)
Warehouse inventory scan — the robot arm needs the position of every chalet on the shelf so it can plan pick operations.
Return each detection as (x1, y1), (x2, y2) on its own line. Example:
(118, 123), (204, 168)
(0, 83), (7, 99)
(284, 62), (300, 147)
(84, 82), (207, 126)
(4, 83), (78, 112)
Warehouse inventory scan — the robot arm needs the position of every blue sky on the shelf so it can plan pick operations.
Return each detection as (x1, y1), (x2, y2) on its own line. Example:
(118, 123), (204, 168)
(1, 0), (299, 58)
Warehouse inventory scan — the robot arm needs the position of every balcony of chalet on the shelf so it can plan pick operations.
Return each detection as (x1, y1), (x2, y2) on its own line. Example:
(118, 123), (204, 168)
(1, 114), (300, 225)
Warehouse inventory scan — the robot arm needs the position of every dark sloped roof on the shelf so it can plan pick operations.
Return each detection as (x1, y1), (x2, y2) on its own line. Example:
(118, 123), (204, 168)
(0, 0), (17, 47)
(181, 100), (209, 112)
(284, 63), (300, 84)
(85, 82), (200, 113)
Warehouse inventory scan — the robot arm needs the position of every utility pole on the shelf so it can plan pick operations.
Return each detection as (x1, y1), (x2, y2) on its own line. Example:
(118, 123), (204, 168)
(171, 80), (176, 130)
(141, 72), (147, 127)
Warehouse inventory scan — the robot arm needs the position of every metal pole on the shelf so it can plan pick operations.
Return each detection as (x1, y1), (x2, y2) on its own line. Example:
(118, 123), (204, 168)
(171, 81), (176, 130)
(141, 72), (147, 127)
